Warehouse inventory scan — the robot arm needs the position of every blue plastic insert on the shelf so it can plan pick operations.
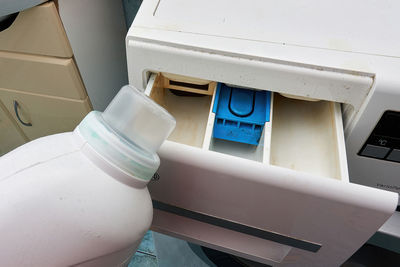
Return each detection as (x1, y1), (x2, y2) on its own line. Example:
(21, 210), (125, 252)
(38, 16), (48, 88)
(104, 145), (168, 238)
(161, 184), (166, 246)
(212, 83), (271, 145)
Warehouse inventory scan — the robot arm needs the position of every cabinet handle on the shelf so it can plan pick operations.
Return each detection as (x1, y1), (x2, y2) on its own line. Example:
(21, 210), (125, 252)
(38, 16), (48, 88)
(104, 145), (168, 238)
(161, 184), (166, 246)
(13, 100), (32, 126)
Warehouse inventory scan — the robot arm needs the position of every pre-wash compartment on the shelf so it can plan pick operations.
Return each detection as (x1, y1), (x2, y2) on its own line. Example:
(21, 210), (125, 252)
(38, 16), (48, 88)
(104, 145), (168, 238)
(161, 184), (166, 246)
(147, 73), (214, 148)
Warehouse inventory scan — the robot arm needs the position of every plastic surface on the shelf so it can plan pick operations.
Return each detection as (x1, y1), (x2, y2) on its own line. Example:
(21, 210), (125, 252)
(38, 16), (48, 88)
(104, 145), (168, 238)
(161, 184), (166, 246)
(77, 85), (176, 180)
(230, 88), (254, 117)
(103, 85), (176, 153)
(79, 111), (159, 180)
(0, 132), (153, 267)
(212, 83), (271, 145)
(0, 84), (176, 266)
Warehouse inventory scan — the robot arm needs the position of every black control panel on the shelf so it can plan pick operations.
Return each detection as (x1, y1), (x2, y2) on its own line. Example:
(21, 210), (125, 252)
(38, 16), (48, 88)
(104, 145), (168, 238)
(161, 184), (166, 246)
(358, 111), (400, 163)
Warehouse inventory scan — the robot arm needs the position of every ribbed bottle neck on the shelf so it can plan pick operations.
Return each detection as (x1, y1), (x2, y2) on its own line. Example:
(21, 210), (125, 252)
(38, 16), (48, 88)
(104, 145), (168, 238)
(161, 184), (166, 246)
(77, 111), (160, 181)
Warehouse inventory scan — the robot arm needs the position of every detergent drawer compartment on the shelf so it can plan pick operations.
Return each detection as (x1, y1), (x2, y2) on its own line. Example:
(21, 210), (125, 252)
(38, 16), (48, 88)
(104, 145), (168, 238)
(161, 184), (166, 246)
(145, 72), (348, 182)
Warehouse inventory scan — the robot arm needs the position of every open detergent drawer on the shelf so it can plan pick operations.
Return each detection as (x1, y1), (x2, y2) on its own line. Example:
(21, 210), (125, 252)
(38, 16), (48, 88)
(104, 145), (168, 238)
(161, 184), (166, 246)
(144, 73), (397, 266)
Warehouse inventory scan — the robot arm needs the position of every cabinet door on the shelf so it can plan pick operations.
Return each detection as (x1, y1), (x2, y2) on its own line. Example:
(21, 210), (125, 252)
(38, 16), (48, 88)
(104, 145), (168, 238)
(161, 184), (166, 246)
(0, 101), (27, 155)
(0, 51), (87, 100)
(0, 2), (72, 57)
(0, 89), (91, 141)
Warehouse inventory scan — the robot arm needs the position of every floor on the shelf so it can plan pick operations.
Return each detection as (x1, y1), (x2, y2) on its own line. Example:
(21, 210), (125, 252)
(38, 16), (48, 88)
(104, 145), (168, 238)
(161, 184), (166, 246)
(129, 231), (400, 267)
(128, 231), (215, 267)
(128, 231), (158, 267)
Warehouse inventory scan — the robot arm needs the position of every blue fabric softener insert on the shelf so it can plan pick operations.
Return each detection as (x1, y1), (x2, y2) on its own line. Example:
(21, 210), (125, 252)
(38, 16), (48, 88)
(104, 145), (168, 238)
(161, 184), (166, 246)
(212, 83), (271, 145)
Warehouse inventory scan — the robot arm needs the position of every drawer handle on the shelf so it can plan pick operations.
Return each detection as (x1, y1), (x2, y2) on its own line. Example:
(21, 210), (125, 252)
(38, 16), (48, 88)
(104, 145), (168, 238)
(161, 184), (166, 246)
(13, 100), (32, 127)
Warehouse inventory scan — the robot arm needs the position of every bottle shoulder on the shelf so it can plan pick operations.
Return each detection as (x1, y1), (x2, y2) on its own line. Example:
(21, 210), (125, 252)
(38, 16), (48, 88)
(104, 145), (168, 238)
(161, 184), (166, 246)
(0, 132), (80, 181)
(0, 147), (153, 267)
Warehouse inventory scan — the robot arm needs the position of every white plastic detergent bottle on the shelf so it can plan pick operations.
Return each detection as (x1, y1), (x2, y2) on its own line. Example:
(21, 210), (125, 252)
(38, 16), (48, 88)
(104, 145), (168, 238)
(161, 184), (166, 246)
(0, 85), (176, 267)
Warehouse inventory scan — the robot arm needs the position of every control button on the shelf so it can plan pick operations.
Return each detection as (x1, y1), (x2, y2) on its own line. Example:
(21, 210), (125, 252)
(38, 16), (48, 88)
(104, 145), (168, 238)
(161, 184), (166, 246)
(368, 135), (399, 149)
(387, 149), (400, 162)
(360, 144), (390, 159)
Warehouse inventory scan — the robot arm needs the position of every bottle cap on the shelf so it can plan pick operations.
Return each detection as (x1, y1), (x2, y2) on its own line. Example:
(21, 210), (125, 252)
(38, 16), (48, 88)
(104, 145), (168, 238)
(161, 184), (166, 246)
(102, 85), (176, 153)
